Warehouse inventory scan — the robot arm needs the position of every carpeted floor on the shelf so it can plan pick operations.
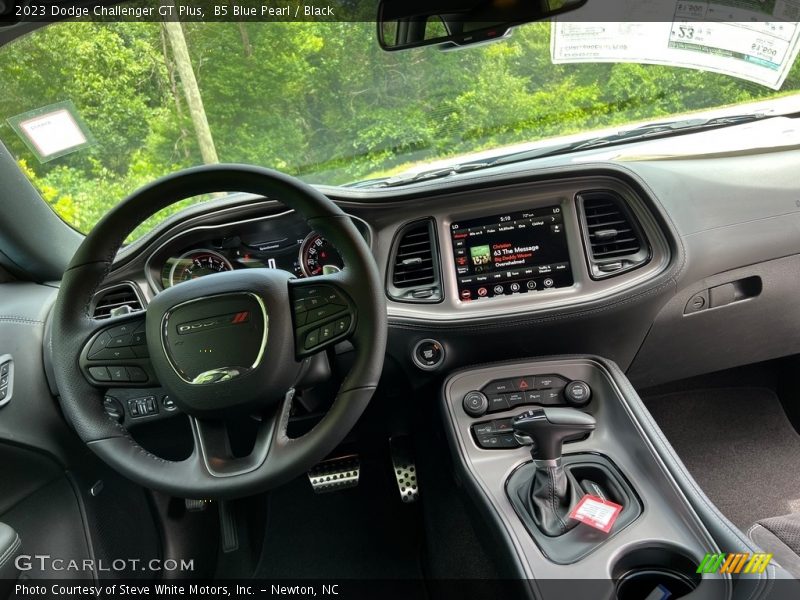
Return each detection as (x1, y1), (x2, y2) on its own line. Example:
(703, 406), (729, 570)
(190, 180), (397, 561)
(644, 387), (800, 531)
(252, 455), (425, 581)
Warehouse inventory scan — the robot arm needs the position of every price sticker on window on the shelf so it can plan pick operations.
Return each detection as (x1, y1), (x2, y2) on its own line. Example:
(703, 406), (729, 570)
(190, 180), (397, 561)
(568, 494), (623, 533)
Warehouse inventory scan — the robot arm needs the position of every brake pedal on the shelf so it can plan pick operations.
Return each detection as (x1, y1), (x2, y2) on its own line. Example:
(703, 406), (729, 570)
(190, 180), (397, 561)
(390, 436), (419, 503)
(308, 454), (360, 493)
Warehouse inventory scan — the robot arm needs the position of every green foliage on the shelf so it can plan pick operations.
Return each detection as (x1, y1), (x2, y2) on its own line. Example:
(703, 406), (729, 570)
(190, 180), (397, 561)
(1, 21), (798, 234)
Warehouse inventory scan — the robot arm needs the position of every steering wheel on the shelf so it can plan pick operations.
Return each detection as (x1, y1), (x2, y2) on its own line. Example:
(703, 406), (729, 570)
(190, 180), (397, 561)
(50, 165), (387, 498)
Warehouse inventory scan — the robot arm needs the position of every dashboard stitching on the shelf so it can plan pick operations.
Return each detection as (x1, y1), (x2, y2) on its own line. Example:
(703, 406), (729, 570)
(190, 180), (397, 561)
(0, 316), (44, 325)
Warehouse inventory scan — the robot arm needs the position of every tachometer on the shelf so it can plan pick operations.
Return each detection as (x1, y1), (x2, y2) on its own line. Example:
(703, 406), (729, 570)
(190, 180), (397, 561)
(169, 249), (233, 287)
(300, 233), (344, 277)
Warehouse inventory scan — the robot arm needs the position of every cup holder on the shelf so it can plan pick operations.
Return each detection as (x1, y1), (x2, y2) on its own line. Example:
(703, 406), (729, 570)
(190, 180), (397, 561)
(614, 546), (701, 600)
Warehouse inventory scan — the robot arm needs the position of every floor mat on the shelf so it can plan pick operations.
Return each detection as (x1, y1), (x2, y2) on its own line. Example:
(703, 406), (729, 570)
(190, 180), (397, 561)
(252, 456), (425, 580)
(644, 387), (800, 531)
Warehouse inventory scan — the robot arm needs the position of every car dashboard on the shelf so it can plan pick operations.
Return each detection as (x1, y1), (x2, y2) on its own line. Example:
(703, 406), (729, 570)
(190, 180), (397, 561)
(97, 118), (800, 390)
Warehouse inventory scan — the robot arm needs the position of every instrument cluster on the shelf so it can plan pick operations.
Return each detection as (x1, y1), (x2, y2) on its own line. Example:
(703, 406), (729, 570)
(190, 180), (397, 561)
(149, 211), (365, 291)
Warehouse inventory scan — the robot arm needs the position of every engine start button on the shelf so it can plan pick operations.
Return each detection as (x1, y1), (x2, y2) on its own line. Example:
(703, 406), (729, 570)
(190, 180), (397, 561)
(412, 339), (445, 371)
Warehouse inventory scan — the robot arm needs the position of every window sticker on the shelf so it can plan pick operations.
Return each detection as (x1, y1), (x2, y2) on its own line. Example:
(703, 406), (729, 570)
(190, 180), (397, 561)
(552, 1), (800, 90)
(7, 101), (94, 163)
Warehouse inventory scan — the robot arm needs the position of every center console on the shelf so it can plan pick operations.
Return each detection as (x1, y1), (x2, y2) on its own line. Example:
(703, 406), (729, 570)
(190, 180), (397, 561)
(441, 356), (773, 599)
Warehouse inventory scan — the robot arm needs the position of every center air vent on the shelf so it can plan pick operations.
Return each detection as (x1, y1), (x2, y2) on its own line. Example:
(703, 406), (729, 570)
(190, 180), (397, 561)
(577, 191), (650, 279)
(91, 283), (145, 319)
(387, 219), (442, 303)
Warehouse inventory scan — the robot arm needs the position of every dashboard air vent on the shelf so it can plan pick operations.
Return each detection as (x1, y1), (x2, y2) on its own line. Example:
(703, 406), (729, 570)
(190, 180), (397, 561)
(387, 219), (442, 303)
(91, 283), (144, 319)
(577, 191), (650, 279)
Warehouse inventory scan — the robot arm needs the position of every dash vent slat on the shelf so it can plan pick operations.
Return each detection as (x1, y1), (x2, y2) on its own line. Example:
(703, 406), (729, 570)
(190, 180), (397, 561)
(577, 191), (650, 279)
(387, 219), (442, 303)
(92, 284), (144, 319)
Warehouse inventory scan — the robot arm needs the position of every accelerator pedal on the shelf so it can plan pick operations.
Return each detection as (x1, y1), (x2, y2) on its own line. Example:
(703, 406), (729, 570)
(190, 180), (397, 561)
(390, 436), (419, 503)
(307, 454), (360, 493)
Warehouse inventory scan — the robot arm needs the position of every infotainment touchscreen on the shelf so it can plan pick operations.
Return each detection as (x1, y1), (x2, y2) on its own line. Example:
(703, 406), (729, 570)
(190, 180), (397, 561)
(450, 206), (573, 301)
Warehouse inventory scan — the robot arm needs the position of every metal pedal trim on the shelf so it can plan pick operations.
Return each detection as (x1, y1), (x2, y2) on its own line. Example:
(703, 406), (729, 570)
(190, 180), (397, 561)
(390, 436), (419, 503)
(308, 454), (360, 493)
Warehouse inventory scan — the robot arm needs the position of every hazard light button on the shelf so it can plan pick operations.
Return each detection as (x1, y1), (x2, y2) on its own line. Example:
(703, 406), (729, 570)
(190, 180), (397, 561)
(514, 377), (534, 391)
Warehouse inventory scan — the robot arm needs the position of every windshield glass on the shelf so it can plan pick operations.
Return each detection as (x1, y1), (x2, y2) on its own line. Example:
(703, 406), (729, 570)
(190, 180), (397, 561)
(2, 20), (800, 234)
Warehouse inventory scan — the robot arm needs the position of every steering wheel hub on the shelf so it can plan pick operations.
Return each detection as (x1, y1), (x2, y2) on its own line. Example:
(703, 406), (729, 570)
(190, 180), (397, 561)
(146, 268), (302, 415)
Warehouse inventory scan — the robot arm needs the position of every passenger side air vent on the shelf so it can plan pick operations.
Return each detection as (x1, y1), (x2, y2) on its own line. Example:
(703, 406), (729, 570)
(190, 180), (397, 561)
(91, 283), (144, 319)
(387, 219), (442, 303)
(577, 191), (650, 279)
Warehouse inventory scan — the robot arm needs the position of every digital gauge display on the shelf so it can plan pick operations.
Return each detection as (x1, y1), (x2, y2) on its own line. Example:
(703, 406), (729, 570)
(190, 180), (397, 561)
(169, 250), (233, 287)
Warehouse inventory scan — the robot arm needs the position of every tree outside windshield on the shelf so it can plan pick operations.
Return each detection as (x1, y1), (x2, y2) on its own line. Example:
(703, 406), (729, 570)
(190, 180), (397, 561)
(1, 20), (799, 235)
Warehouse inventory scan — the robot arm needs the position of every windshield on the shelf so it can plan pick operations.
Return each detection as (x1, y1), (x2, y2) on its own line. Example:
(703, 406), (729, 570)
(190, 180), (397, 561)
(2, 20), (800, 234)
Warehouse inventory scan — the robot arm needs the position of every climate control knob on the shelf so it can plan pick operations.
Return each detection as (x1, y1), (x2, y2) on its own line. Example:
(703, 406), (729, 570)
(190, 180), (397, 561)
(462, 391), (489, 417)
(564, 380), (592, 407)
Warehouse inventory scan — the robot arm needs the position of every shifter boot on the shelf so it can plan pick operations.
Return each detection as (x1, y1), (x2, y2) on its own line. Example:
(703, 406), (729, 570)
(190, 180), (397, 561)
(527, 462), (584, 537)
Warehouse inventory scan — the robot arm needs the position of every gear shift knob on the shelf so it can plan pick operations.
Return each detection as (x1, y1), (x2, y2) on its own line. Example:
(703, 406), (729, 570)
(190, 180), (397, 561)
(512, 407), (596, 462)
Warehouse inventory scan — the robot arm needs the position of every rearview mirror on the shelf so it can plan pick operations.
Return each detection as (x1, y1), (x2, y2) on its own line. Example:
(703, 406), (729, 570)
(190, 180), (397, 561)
(378, 0), (588, 51)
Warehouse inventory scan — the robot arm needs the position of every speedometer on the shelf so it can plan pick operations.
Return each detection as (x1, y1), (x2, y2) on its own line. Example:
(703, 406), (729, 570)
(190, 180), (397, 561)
(169, 249), (233, 287)
(300, 233), (344, 277)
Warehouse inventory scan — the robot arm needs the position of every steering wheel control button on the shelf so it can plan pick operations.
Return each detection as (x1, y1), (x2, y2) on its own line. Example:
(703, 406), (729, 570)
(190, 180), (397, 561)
(291, 284), (355, 357)
(319, 323), (335, 342)
(463, 391), (489, 417)
(90, 347), (135, 361)
(412, 339), (445, 371)
(88, 332), (112, 357)
(564, 380), (592, 407)
(108, 322), (138, 337)
(334, 316), (351, 334)
(109, 366), (130, 382)
(126, 366), (148, 383)
(304, 328), (320, 349)
(107, 334), (132, 348)
(89, 366), (111, 382)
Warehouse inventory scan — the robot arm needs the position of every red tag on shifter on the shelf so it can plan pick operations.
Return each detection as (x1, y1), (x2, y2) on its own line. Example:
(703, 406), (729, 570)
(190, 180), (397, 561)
(568, 494), (623, 533)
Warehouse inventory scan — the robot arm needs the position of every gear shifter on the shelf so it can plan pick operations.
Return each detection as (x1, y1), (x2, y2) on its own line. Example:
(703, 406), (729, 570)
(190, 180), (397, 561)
(512, 407), (597, 536)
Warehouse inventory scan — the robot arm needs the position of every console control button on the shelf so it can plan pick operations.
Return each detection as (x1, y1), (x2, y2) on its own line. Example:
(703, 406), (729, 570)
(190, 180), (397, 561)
(507, 392), (526, 406)
(463, 391), (489, 417)
(564, 380), (592, 407)
(513, 376), (534, 391)
(535, 375), (567, 390)
(484, 380), (513, 394)
(471, 417), (520, 449)
(542, 389), (562, 404)
(487, 395), (509, 413)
